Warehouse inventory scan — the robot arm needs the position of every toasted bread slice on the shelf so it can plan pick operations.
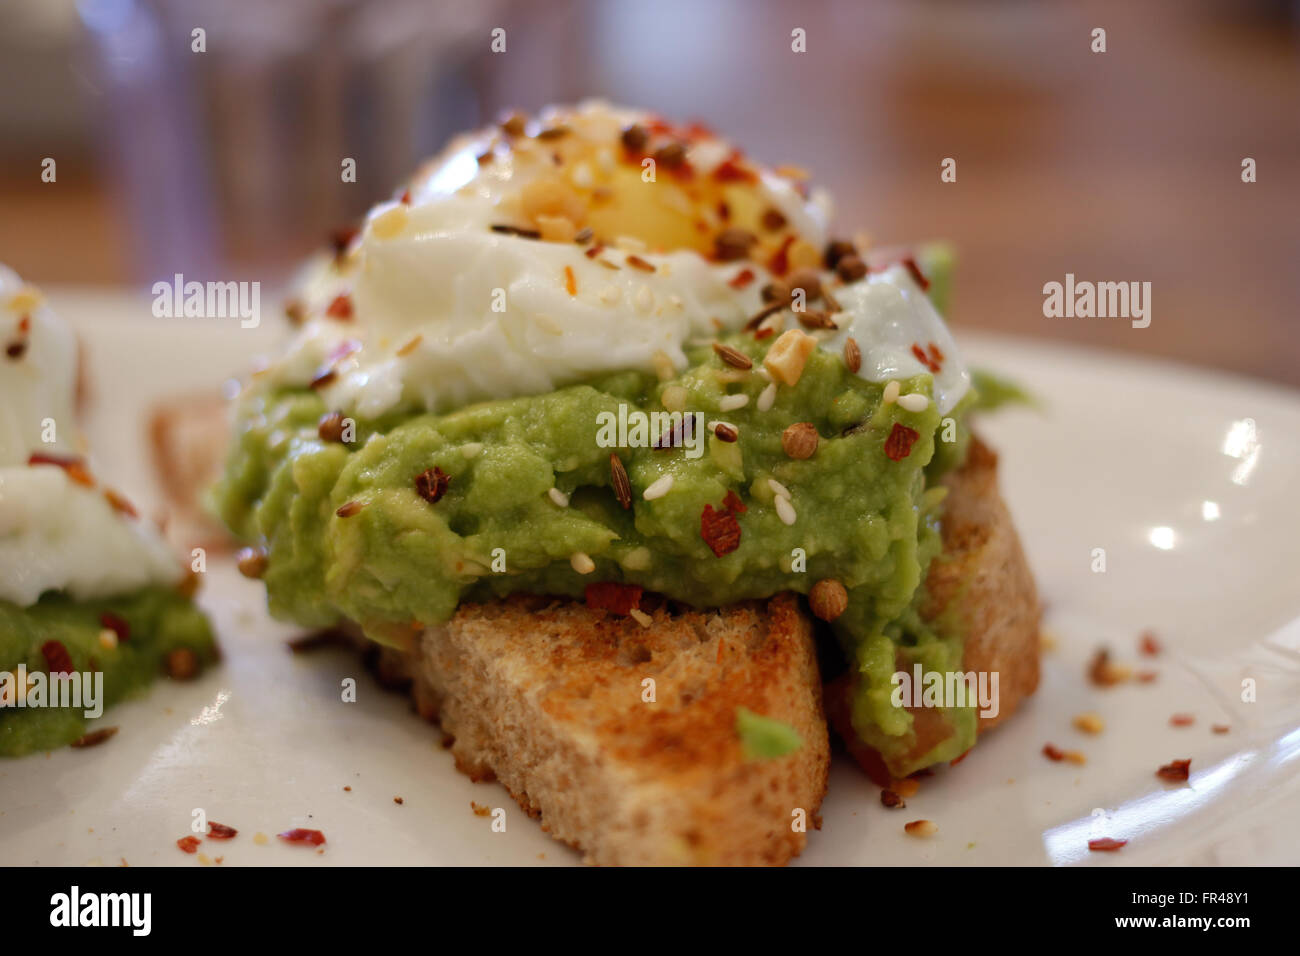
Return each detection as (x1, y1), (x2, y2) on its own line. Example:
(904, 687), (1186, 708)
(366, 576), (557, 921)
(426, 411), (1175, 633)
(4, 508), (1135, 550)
(377, 592), (828, 865)
(827, 435), (1041, 783)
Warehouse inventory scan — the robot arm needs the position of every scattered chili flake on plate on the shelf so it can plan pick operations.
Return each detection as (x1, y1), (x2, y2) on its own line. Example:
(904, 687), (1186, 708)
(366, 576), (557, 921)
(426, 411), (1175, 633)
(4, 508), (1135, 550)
(325, 293), (354, 320)
(41, 640), (74, 676)
(207, 822), (238, 840)
(176, 836), (201, 854)
(278, 828), (326, 847)
(1211, 724), (1230, 734)
(70, 727), (118, 748)
(1156, 758), (1191, 783)
(1042, 743), (1065, 762)
(99, 612), (130, 643)
(1088, 837), (1127, 852)
(1139, 630), (1162, 656)
(1170, 713), (1194, 727)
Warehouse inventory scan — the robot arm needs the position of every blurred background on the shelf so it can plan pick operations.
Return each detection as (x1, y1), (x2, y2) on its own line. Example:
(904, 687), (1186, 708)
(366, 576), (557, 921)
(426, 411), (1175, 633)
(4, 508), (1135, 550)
(0, 0), (1297, 385)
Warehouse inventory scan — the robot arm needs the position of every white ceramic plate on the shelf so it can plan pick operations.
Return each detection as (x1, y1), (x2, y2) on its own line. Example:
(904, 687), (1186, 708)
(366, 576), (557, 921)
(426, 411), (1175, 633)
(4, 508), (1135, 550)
(3, 291), (1299, 866)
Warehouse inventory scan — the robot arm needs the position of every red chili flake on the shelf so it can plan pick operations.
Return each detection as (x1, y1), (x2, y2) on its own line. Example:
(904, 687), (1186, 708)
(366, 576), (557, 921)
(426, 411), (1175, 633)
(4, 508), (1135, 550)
(325, 294), (353, 320)
(329, 225), (359, 258)
(18, 315), (30, 333)
(700, 503), (742, 557)
(207, 822), (238, 840)
(721, 489), (747, 514)
(1211, 724), (1230, 734)
(754, 326), (775, 340)
(99, 612), (130, 643)
(70, 727), (118, 748)
(767, 235), (795, 277)
(1139, 630), (1162, 656)
(1169, 713), (1194, 727)
(399, 189), (411, 205)
(910, 343), (940, 373)
(564, 265), (577, 296)
(1088, 837), (1128, 852)
(713, 152), (757, 184)
(278, 828), (326, 847)
(883, 423), (920, 462)
(727, 268), (755, 290)
(27, 452), (94, 487)
(1042, 743), (1065, 762)
(902, 256), (931, 291)
(584, 244), (604, 259)
(1156, 758), (1191, 782)
(176, 836), (201, 854)
(716, 200), (730, 222)
(584, 581), (644, 616)
(103, 488), (138, 518)
(41, 640), (74, 676)
(1136, 670), (1159, 683)
(926, 342), (945, 370)
(4, 340), (25, 359)
(414, 466), (450, 504)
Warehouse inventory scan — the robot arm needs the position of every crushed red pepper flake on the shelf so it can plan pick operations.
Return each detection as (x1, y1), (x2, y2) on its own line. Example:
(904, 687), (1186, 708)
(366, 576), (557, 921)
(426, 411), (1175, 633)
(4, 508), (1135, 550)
(329, 226), (359, 258)
(99, 612), (130, 643)
(70, 727), (118, 748)
(1169, 713), (1195, 727)
(880, 789), (905, 809)
(325, 294), (354, 320)
(177, 835), (201, 854)
(883, 423), (920, 461)
(700, 503), (742, 557)
(902, 256), (931, 291)
(1136, 670), (1159, 683)
(103, 489), (138, 518)
(584, 581), (644, 616)
(1156, 758), (1191, 782)
(28, 452), (94, 487)
(41, 640), (74, 676)
(414, 466), (450, 504)
(728, 268), (755, 290)
(278, 828), (326, 847)
(563, 265), (577, 295)
(1042, 743), (1066, 762)
(1211, 724), (1230, 734)
(207, 822), (238, 840)
(1139, 631), (1162, 656)
(1088, 837), (1128, 852)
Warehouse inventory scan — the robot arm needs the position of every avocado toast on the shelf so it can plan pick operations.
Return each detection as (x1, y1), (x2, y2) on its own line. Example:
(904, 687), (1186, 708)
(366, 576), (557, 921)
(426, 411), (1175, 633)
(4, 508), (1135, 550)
(214, 101), (1039, 863)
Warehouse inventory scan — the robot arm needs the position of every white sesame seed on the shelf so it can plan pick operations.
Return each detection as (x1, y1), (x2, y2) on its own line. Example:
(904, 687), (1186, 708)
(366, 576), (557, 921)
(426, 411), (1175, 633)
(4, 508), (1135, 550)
(883, 380), (901, 404)
(570, 551), (596, 574)
(634, 285), (655, 313)
(643, 474), (674, 500)
(897, 392), (930, 412)
(629, 608), (653, 628)
(661, 385), (688, 412)
(756, 367), (773, 382)
(461, 442), (484, 458)
(599, 285), (621, 305)
(651, 350), (675, 381)
(718, 393), (749, 412)
(768, 478), (792, 500)
(548, 487), (570, 507)
(757, 382), (778, 411)
(774, 494), (797, 526)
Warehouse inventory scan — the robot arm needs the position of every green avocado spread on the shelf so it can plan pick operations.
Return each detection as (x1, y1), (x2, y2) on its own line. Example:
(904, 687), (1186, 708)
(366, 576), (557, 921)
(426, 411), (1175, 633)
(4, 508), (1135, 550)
(0, 585), (217, 756)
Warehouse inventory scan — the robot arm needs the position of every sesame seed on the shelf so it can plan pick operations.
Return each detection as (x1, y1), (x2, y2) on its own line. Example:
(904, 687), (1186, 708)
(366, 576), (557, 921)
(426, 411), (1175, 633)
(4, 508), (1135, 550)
(643, 475), (674, 500)
(598, 285), (621, 305)
(897, 393), (930, 413)
(774, 495), (797, 526)
(882, 380), (901, 404)
(757, 382), (777, 411)
(396, 334), (423, 357)
(718, 393), (749, 412)
(629, 608), (653, 628)
(904, 820), (938, 838)
(768, 478), (792, 499)
(661, 385), (688, 412)
(570, 551), (596, 574)
(548, 487), (570, 507)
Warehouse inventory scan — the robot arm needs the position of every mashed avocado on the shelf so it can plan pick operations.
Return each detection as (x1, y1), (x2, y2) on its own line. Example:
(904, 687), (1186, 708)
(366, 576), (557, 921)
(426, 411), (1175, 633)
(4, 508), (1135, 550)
(216, 321), (993, 777)
(0, 585), (217, 756)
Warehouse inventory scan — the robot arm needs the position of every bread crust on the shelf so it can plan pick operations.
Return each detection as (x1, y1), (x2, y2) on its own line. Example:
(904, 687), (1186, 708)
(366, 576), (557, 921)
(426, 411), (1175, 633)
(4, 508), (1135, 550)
(827, 435), (1041, 784)
(390, 593), (828, 865)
